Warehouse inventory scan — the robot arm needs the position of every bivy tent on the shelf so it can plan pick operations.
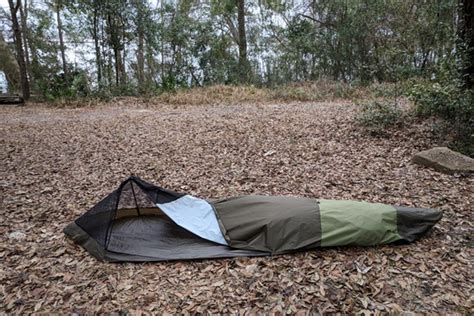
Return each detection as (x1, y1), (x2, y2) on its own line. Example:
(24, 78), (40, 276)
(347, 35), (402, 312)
(64, 176), (442, 262)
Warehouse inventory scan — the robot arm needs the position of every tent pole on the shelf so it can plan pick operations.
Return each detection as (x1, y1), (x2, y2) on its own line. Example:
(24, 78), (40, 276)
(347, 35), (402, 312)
(131, 180), (141, 216)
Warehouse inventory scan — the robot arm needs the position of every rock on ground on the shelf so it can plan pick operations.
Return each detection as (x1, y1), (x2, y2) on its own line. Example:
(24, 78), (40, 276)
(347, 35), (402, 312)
(413, 147), (474, 174)
(8, 231), (26, 240)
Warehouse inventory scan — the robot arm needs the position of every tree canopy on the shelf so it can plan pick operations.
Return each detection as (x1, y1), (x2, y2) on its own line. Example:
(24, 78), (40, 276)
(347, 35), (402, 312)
(0, 0), (466, 98)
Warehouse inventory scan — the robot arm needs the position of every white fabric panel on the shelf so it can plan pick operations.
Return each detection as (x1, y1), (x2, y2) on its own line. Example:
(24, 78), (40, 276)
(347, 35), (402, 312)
(157, 195), (228, 245)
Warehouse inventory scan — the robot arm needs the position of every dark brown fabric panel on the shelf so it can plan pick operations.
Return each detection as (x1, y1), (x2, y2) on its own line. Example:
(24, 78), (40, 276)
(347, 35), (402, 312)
(213, 195), (321, 254)
(395, 206), (443, 242)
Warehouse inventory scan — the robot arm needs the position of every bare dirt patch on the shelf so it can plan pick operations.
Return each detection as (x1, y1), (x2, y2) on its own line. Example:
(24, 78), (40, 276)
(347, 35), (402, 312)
(0, 101), (472, 313)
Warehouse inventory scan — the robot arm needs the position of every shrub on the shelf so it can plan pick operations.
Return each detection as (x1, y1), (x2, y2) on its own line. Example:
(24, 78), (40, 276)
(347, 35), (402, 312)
(356, 100), (403, 135)
(40, 70), (91, 101)
(407, 81), (473, 156)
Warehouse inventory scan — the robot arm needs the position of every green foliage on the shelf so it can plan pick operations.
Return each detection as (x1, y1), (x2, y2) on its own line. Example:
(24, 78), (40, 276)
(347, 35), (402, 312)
(404, 48), (473, 156)
(2, 0), (462, 103)
(356, 100), (403, 136)
(160, 73), (185, 92)
(40, 70), (90, 100)
(407, 81), (474, 155)
(371, 83), (402, 98)
(264, 0), (457, 84)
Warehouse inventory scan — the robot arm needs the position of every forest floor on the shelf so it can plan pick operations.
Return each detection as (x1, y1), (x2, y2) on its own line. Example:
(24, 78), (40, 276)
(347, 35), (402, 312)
(0, 99), (472, 313)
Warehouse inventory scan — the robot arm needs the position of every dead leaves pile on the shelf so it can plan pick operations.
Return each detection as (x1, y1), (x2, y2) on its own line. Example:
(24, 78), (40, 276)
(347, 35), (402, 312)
(0, 100), (472, 313)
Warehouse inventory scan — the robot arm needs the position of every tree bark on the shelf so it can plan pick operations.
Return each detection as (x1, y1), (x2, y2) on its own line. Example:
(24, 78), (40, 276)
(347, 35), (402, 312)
(135, 0), (145, 89)
(236, 0), (249, 83)
(19, 0), (31, 85)
(56, 0), (68, 79)
(8, 0), (30, 100)
(107, 11), (125, 86)
(137, 30), (145, 87)
(92, 6), (102, 89)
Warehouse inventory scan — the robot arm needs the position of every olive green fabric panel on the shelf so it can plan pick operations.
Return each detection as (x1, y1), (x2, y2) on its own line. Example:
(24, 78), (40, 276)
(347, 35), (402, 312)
(319, 199), (401, 247)
(213, 195), (321, 254)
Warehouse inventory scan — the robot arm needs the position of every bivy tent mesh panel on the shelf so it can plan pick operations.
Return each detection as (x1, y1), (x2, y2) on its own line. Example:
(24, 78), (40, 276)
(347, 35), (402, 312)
(68, 176), (264, 261)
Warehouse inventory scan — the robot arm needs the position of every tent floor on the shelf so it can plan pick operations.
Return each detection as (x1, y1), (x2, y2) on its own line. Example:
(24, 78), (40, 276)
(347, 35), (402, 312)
(105, 215), (265, 261)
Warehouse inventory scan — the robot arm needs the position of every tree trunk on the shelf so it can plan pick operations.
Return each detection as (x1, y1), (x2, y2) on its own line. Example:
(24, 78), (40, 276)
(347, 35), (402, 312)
(135, 0), (145, 90)
(137, 31), (145, 87)
(56, 0), (68, 79)
(8, 0), (30, 101)
(19, 0), (31, 86)
(236, 0), (249, 83)
(121, 19), (127, 85)
(459, 0), (473, 89)
(92, 7), (102, 89)
(107, 11), (125, 86)
(160, 0), (165, 82)
(114, 48), (122, 86)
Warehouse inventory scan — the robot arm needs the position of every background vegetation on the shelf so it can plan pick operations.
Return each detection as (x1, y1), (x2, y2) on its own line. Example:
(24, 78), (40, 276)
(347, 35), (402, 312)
(0, 0), (473, 153)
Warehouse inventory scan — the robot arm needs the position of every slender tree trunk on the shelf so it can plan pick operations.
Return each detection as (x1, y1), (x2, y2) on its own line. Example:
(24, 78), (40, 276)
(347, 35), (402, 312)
(102, 20), (113, 87)
(121, 20), (127, 85)
(236, 0), (249, 83)
(8, 0), (30, 101)
(137, 31), (145, 87)
(107, 11), (125, 86)
(135, 0), (145, 89)
(459, 0), (473, 89)
(114, 48), (121, 85)
(19, 0), (31, 85)
(56, 0), (68, 78)
(160, 0), (165, 82)
(92, 8), (102, 89)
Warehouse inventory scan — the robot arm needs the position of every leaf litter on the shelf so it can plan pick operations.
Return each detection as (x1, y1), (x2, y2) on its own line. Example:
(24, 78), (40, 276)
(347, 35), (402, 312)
(0, 100), (472, 313)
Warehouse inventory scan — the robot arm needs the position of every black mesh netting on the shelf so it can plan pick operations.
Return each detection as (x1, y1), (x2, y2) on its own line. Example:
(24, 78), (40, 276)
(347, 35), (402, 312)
(75, 176), (184, 248)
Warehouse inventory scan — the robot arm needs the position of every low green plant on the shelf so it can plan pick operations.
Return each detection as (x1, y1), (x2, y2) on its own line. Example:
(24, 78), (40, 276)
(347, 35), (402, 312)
(407, 81), (473, 156)
(356, 100), (403, 135)
(39, 70), (91, 101)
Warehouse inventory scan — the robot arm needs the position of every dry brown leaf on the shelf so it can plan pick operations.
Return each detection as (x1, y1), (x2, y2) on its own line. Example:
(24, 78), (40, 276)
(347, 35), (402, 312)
(0, 100), (472, 314)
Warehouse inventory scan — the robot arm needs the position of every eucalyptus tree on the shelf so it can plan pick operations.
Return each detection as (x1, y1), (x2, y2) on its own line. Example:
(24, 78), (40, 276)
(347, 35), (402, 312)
(209, 0), (251, 83)
(53, 0), (67, 78)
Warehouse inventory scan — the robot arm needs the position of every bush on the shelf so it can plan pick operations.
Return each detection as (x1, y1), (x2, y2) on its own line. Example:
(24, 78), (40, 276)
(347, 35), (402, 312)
(407, 81), (473, 156)
(356, 100), (403, 135)
(40, 70), (90, 100)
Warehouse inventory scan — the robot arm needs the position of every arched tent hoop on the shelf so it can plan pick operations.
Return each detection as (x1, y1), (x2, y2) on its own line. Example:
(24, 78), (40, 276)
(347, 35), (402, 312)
(130, 181), (141, 216)
(104, 176), (184, 249)
(104, 177), (134, 249)
(104, 176), (228, 249)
